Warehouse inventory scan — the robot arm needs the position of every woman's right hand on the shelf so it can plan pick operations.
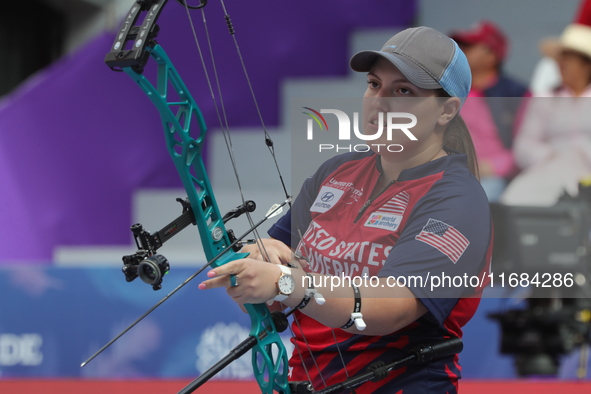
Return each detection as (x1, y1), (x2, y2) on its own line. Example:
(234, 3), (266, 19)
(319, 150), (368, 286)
(240, 238), (293, 266)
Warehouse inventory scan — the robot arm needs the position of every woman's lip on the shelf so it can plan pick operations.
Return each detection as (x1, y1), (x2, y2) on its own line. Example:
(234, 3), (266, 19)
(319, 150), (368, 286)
(366, 121), (383, 131)
(368, 113), (387, 125)
(368, 118), (385, 127)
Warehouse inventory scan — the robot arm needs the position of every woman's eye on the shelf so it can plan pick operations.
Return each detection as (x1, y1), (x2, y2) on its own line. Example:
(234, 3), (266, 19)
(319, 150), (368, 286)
(367, 80), (379, 89)
(398, 87), (413, 95)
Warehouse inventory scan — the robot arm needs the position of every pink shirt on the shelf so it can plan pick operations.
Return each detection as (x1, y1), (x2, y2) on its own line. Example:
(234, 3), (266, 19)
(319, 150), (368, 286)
(460, 89), (516, 177)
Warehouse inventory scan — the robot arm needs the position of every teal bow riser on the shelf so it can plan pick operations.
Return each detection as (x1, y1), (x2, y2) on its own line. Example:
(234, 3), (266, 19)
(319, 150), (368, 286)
(121, 43), (290, 393)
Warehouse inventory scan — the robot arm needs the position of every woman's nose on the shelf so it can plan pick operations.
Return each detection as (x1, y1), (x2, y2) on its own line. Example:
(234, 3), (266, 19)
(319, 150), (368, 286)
(370, 91), (391, 111)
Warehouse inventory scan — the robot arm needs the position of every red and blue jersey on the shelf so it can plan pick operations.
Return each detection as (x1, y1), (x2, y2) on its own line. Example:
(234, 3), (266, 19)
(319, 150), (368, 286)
(268, 150), (493, 393)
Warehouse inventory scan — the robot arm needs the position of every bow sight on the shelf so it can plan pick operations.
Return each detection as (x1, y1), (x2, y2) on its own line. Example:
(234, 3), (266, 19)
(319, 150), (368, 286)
(122, 248), (170, 291)
(122, 198), (256, 290)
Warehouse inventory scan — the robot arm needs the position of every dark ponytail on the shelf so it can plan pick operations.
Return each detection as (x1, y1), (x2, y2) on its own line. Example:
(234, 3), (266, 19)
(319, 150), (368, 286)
(435, 89), (480, 179)
(443, 114), (480, 179)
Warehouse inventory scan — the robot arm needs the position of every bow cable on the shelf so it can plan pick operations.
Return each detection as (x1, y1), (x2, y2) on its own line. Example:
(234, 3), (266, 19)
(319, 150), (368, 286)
(180, 3), (327, 388)
(179, 2), (344, 389)
(181, 2), (277, 261)
(293, 235), (352, 389)
(218, 0), (291, 204)
(201, 2), (355, 389)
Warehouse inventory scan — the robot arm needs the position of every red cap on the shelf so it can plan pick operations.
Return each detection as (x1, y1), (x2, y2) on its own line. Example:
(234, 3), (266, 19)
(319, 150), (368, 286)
(575, 0), (591, 25)
(450, 20), (508, 61)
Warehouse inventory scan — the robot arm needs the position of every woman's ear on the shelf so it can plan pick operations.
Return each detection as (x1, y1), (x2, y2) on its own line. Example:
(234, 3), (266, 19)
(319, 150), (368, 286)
(437, 97), (461, 126)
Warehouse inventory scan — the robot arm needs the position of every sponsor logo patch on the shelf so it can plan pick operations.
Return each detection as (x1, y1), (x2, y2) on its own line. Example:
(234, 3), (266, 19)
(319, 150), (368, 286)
(364, 212), (402, 231)
(311, 186), (344, 213)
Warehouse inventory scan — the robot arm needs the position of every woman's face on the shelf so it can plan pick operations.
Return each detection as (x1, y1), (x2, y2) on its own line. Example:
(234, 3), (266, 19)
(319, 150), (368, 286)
(362, 58), (454, 159)
(459, 42), (497, 73)
(558, 50), (591, 91)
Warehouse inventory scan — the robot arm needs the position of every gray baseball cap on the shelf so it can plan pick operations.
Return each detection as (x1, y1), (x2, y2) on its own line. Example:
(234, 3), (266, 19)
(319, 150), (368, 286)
(350, 27), (471, 103)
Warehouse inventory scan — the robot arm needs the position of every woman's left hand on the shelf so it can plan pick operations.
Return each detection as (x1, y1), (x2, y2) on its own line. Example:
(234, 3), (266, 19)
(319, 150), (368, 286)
(198, 258), (281, 304)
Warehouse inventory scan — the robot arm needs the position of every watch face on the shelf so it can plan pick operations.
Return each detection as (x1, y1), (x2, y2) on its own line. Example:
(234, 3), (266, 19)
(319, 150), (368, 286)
(278, 275), (295, 294)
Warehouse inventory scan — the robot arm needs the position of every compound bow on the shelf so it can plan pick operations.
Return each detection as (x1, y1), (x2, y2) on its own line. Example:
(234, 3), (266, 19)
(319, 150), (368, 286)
(82, 0), (294, 393)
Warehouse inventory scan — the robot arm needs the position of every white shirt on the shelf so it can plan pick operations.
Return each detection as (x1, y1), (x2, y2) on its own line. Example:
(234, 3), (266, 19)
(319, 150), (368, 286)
(501, 85), (591, 206)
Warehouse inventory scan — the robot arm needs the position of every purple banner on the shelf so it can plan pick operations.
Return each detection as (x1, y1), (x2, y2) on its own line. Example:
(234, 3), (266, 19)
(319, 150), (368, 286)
(0, 1), (416, 262)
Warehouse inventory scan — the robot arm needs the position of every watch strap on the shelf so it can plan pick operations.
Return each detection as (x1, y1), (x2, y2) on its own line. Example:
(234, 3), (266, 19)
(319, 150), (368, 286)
(273, 265), (292, 302)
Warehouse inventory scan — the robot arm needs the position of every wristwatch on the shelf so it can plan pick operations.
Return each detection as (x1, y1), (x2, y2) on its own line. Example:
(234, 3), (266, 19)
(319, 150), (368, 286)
(273, 265), (296, 302)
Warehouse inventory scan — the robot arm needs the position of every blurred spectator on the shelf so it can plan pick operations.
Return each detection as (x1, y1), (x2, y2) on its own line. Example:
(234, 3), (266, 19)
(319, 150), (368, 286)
(529, 43), (562, 97)
(501, 17), (591, 206)
(530, 0), (591, 96)
(450, 21), (529, 202)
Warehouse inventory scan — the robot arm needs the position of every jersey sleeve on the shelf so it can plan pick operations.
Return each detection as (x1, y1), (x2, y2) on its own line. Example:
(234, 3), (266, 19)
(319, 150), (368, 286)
(378, 174), (493, 326)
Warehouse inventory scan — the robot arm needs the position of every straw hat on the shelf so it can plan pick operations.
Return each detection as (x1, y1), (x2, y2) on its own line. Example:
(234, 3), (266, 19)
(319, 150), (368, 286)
(540, 0), (591, 59)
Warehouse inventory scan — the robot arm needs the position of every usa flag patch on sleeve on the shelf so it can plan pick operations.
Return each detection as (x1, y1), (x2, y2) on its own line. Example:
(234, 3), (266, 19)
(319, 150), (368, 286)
(415, 218), (470, 263)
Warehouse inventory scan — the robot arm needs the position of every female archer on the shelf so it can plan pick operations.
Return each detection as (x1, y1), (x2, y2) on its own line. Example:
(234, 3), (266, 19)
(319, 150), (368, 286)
(200, 26), (493, 393)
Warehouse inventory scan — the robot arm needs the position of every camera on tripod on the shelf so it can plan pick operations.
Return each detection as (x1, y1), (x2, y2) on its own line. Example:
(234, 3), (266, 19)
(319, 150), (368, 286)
(489, 181), (591, 376)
